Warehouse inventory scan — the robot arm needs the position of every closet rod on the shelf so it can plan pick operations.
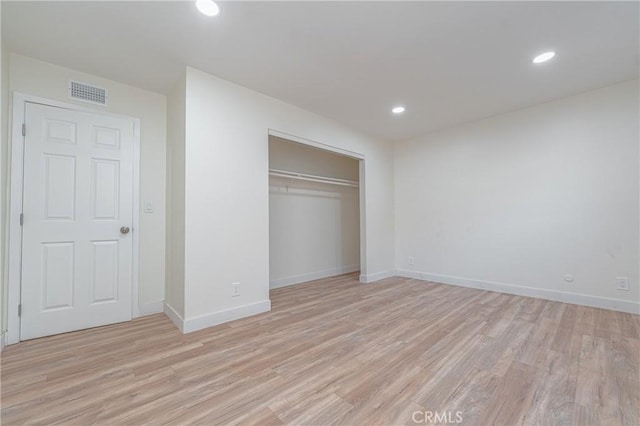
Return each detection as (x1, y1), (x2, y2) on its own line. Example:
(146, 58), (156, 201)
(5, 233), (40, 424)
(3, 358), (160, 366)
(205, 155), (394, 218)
(269, 168), (359, 188)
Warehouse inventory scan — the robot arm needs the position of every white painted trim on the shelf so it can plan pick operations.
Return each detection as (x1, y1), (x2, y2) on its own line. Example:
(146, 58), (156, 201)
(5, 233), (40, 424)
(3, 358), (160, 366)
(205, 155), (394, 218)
(0, 332), (7, 352)
(7, 94), (26, 345)
(163, 302), (184, 333)
(268, 129), (365, 160)
(131, 118), (141, 318)
(358, 159), (367, 278)
(359, 270), (395, 283)
(139, 301), (164, 316)
(6, 92), (141, 344)
(395, 269), (640, 315)
(270, 265), (360, 289)
(182, 300), (271, 334)
(396, 269), (421, 280)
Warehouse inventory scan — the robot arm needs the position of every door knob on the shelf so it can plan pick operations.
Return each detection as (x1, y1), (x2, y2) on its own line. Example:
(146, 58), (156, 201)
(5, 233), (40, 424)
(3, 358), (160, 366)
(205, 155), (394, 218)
(120, 226), (130, 234)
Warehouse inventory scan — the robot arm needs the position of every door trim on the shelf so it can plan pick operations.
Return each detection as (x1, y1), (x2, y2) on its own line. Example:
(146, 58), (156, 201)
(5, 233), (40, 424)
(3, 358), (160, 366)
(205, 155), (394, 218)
(266, 129), (368, 280)
(6, 92), (141, 345)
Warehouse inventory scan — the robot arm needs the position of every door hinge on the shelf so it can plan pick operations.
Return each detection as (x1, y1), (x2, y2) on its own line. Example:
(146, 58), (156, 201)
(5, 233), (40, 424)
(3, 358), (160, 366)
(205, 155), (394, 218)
(22, 124), (26, 137)
(18, 304), (22, 317)
(20, 213), (24, 226)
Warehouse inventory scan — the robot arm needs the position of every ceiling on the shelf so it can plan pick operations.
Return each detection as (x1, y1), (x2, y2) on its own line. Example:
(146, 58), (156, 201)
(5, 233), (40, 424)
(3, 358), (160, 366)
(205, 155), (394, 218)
(3, 1), (638, 141)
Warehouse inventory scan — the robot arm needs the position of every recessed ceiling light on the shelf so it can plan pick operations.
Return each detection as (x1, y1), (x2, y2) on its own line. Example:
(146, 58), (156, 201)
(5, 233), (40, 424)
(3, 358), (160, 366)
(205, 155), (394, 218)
(392, 106), (405, 114)
(196, 0), (220, 17)
(532, 51), (555, 64)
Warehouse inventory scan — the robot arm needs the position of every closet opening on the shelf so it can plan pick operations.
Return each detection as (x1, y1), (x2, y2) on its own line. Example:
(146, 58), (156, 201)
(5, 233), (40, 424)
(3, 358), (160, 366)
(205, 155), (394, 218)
(268, 133), (363, 289)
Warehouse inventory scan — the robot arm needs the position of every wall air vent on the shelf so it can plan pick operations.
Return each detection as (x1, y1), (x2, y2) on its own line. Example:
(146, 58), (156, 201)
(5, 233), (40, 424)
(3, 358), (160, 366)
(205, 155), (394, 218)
(69, 80), (108, 106)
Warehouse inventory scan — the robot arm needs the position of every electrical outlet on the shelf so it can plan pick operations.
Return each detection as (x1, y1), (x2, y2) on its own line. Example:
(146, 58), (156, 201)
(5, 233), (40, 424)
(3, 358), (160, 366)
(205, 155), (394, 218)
(616, 277), (630, 291)
(232, 282), (240, 297)
(408, 256), (415, 266)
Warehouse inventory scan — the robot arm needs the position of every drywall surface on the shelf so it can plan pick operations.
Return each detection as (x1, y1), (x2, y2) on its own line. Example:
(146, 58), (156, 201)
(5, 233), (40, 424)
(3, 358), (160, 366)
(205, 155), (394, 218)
(395, 80), (639, 312)
(7, 54), (167, 312)
(0, 38), (9, 334)
(269, 135), (360, 181)
(269, 137), (360, 288)
(165, 75), (186, 318)
(182, 66), (394, 321)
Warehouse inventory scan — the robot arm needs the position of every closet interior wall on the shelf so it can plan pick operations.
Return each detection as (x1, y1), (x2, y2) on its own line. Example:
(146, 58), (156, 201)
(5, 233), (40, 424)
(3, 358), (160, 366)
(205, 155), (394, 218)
(269, 136), (360, 289)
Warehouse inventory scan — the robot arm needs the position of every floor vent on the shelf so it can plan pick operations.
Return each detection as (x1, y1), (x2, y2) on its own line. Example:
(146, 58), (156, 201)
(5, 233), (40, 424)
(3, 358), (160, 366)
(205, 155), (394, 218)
(69, 80), (108, 106)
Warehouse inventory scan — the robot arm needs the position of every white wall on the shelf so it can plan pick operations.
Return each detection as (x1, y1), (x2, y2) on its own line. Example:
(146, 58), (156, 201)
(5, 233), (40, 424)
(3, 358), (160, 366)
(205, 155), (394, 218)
(395, 80), (639, 313)
(177, 66), (394, 326)
(5, 54), (168, 316)
(0, 18), (9, 335)
(165, 74), (186, 318)
(269, 136), (360, 288)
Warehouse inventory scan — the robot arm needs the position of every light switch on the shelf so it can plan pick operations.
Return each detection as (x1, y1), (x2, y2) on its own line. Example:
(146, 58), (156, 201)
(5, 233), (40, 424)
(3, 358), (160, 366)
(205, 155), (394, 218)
(144, 201), (154, 213)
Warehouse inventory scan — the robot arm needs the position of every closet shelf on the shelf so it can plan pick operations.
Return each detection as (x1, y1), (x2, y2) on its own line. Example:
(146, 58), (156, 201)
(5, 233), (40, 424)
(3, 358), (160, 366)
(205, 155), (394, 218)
(269, 168), (359, 188)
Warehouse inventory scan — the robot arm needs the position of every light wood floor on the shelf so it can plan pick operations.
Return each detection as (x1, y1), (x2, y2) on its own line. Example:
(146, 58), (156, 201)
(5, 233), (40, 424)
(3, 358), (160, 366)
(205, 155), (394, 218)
(2, 273), (639, 425)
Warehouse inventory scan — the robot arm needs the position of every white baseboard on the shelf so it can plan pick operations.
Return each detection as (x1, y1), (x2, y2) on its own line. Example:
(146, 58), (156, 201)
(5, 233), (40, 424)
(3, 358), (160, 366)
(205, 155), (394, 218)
(163, 302), (185, 333)
(396, 269), (640, 315)
(182, 299), (272, 334)
(270, 265), (360, 289)
(396, 269), (422, 280)
(139, 301), (164, 317)
(0, 332), (7, 352)
(359, 270), (395, 283)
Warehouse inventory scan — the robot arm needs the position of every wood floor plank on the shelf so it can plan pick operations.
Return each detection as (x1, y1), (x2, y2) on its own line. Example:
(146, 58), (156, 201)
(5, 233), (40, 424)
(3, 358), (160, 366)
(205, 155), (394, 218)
(1, 272), (638, 425)
(477, 361), (539, 425)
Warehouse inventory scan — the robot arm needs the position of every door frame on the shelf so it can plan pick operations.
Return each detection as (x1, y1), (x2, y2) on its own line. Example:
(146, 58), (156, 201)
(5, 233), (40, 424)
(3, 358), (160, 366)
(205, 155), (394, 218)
(6, 92), (141, 345)
(266, 129), (368, 280)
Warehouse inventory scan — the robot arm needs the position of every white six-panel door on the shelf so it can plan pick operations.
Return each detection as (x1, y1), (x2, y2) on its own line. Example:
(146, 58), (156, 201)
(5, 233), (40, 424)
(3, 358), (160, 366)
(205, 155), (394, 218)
(20, 102), (135, 340)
